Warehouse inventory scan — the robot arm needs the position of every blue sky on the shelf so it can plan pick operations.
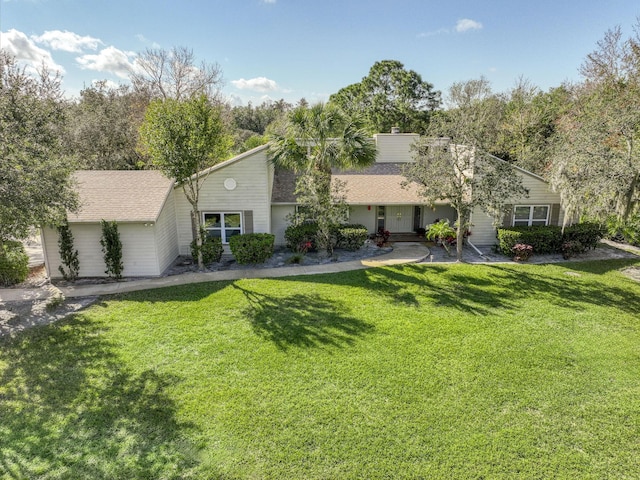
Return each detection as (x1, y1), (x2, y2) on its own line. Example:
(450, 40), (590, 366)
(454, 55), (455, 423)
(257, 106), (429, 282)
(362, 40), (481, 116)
(1, 0), (638, 105)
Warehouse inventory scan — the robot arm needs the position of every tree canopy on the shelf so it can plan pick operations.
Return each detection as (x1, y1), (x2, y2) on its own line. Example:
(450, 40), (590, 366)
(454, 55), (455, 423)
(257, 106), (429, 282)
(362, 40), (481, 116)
(0, 51), (78, 243)
(549, 23), (640, 222)
(268, 103), (377, 255)
(329, 60), (441, 134)
(404, 79), (528, 261)
(139, 94), (232, 268)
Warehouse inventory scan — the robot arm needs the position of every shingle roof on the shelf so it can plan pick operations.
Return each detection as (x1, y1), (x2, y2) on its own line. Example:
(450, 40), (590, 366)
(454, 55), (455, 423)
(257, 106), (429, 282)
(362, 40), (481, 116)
(271, 163), (428, 205)
(68, 170), (174, 223)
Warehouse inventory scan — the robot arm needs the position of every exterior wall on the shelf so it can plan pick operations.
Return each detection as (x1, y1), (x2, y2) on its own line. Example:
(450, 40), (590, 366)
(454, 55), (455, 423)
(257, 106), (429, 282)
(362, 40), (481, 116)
(154, 190), (179, 274)
(470, 171), (564, 245)
(271, 205), (295, 246)
(423, 205), (457, 228)
(374, 134), (419, 163)
(348, 206), (376, 231)
(175, 149), (272, 255)
(44, 222), (160, 278)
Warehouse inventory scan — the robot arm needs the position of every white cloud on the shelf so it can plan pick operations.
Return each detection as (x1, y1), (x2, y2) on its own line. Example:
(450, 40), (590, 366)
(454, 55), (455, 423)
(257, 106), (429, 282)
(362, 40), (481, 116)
(0, 29), (64, 72)
(32, 30), (102, 52)
(76, 46), (137, 79)
(135, 33), (161, 48)
(231, 76), (278, 92)
(418, 18), (483, 38)
(455, 18), (483, 33)
(262, 0), (276, 3)
(91, 79), (121, 89)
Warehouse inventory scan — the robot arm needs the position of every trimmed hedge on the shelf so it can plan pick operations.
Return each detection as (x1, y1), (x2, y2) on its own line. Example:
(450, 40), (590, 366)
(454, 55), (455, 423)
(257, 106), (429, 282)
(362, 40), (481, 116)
(0, 241), (29, 286)
(229, 233), (275, 264)
(284, 222), (318, 252)
(335, 224), (368, 251)
(497, 222), (605, 256)
(190, 229), (224, 264)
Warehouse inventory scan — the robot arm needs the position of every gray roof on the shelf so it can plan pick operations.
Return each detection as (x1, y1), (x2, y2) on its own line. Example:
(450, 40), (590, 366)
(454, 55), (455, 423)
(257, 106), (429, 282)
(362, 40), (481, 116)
(68, 170), (174, 223)
(271, 163), (427, 205)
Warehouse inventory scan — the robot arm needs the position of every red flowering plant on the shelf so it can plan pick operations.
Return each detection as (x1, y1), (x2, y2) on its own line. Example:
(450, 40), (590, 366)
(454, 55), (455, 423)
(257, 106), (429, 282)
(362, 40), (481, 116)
(512, 243), (533, 261)
(374, 228), (391, 247)
(299, 240), (313, 254)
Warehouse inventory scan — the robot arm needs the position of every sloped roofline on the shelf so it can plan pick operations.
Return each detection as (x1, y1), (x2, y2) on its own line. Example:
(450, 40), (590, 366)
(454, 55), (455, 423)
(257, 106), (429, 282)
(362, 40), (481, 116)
(181, 144), (270, 185)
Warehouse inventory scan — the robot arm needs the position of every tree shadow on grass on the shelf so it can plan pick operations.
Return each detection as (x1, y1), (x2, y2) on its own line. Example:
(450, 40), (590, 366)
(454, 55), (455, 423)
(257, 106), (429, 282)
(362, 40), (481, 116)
(0, 314), (205, 479)
(233, 284), (375, 351)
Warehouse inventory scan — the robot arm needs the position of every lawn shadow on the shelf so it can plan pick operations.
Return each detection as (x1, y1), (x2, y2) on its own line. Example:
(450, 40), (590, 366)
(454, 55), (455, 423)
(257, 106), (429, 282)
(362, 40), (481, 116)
(0, 314), (204, 479)
(233, 284), (374, 351)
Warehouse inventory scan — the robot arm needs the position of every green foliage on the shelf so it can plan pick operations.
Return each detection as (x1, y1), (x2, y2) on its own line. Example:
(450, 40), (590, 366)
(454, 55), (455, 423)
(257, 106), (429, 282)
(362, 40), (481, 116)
(335, 224), (368, 251)
(0, 241), (29, 286)
(190, 229), (223, 264)
(497, 223), (605, 256)
(0, 52), (78, 242)
(561, 240), (584, 260)
(57, 222), (80, 281)
(284, 222), (318, 252)
(269, 103), (377, 257)
(549, 23), (640, 222)
(497, 226), (563, 255)
(562, 222), (606, 251)
(100, 220), (123, 279)
(329, 60), (441, 134)
(606, 214), (640, 246)
(139, 94), (232, 270)
(229, 233), (275, 264)
(426, 220), (457, 255)
(65, 81), (148, 170)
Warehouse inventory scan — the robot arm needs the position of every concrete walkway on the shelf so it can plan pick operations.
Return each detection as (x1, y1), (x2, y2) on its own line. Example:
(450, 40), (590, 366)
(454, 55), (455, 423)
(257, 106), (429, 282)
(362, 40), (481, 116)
(0, 243), (431, 301)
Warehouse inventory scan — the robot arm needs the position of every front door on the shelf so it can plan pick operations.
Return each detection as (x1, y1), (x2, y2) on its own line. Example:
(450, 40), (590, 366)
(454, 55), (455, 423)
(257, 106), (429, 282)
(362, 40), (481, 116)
(386, 206), (414, 232)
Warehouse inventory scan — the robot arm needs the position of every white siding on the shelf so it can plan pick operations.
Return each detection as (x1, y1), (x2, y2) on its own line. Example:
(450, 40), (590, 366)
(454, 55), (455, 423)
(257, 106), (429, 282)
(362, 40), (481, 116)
(154, 190), (179, 274)
(44, 222), (160, 278)
(271, 205), (295, 246)
(423, 206), (457, 228)
(470, 170), (564, 245)
(175, 149), (272, 255)
(349, 206), (376, 232)
(374, 133), (419, 163)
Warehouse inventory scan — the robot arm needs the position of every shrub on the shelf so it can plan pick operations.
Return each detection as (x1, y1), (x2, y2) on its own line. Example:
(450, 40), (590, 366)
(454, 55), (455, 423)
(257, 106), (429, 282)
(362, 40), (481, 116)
(100, 220), (123, 280)
(563, 222), (605, 251)
(498, 222), (605, 257)
(497, 226), (562, 255)
(284, 222), (318, 252)
(426, 220), (456, 254)
(335, 224), (368, 251)
(229, 233), (275, 264)
(0, 241), (29, 286)
(606, 215), (640, 245)
(512, 243), (534, 261)
(57, 222), (79, 281)
(190, 229), (224, 264)
(562, 240), (584, 260)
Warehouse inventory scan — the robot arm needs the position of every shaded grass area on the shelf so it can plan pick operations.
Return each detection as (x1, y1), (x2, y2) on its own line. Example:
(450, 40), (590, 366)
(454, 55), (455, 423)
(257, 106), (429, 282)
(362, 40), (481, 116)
(1, 259), (640, 478)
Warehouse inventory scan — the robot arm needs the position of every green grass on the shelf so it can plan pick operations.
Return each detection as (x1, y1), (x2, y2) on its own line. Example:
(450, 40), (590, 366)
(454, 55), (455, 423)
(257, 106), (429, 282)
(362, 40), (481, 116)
(2, 259), (640, 479)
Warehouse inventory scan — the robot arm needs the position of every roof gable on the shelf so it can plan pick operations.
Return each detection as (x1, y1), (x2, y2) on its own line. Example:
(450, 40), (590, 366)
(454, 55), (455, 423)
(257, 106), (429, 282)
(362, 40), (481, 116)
(69, 170), (174, 223)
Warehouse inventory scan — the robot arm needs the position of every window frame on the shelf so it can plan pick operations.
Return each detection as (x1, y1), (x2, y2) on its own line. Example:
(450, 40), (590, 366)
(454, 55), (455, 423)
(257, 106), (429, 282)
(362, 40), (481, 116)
(202, 211), (243, 244)
(512, 205), (550, 227)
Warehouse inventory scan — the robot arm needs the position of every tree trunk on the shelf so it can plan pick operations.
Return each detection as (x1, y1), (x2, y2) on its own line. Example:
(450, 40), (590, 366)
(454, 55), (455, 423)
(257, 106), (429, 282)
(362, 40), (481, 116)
(190, 207), (204, 270)
(456, 209), (464, 262)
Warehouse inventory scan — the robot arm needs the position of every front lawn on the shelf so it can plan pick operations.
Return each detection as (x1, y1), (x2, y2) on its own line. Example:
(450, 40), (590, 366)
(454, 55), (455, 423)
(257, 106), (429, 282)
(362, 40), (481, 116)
(1, 260), (640, 479)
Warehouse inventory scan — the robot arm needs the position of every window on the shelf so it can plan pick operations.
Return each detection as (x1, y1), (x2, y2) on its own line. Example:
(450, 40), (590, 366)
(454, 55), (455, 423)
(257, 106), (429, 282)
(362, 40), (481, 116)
(377, 206), (385, 230)
(203, 212), (242, 243)
(513, 205), (549, 227)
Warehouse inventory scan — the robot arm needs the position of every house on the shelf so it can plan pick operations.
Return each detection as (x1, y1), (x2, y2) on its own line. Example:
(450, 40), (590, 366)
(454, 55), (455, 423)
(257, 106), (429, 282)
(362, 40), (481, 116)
(42, 132), (564, 278)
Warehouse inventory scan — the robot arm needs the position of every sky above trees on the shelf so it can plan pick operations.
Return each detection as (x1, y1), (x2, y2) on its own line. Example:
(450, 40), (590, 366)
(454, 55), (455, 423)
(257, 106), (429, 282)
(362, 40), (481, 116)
(1, 0), (638, 104)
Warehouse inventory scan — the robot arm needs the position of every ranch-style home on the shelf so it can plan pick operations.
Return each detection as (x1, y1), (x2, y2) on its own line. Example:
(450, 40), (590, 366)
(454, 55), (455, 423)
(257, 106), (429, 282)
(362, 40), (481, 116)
(41, 132), (565, 278)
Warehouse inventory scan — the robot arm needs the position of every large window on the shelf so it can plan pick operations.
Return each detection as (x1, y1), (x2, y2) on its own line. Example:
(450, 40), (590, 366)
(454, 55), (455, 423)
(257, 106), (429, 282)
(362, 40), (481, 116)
(513, 205), (549, 227)
(203, 212), (242, 243)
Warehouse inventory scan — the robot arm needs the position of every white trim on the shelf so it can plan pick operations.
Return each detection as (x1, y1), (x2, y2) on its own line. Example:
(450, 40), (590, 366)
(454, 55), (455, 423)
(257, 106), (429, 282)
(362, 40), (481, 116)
(513, 204), (550, 227)
(202, 211), (243, 244)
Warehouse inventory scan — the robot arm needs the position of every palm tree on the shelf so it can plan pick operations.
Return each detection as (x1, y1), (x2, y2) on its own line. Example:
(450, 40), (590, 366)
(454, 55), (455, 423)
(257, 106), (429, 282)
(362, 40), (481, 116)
(268, 103), (377, 255)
